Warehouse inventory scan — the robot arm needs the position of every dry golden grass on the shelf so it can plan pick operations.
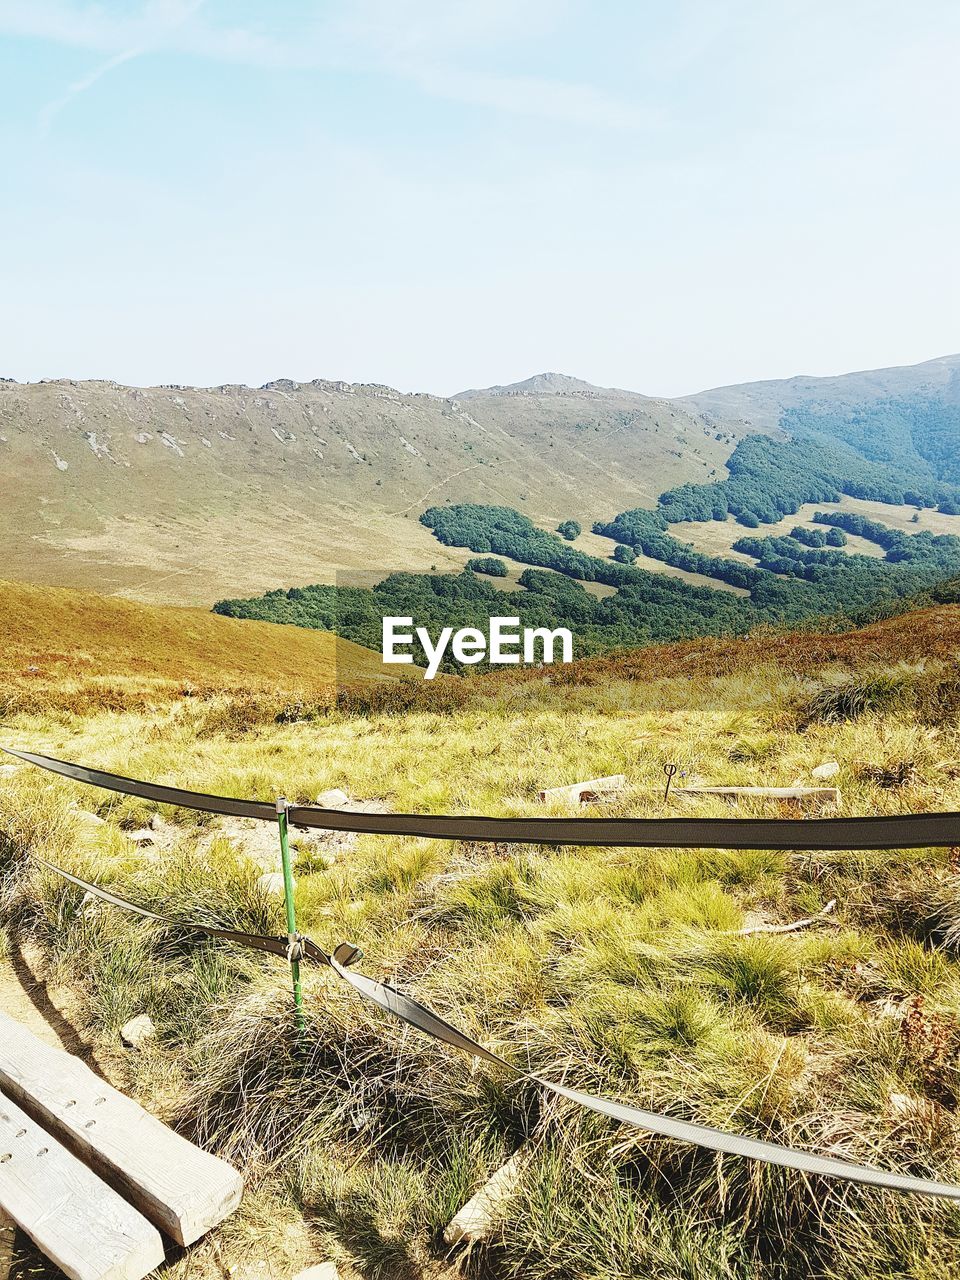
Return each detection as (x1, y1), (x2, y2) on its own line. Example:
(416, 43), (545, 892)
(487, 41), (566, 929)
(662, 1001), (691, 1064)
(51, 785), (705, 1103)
(5, 603), (960, 1278)
(0, 578), (393, 714)
(542, 604), (960, 686)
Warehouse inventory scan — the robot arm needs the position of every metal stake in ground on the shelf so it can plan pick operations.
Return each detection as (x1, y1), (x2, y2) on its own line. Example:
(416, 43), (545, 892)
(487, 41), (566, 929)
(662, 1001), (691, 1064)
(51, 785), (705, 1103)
(276, 797), (305, 1030)
(663, 762), (678, 801)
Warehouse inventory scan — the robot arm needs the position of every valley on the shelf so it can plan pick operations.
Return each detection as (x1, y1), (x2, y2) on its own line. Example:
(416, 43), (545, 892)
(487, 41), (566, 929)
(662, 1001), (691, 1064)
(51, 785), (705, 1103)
(3, 356), (958, 655)
(211, 354), (960, 667)
(0, 375), (738, 604)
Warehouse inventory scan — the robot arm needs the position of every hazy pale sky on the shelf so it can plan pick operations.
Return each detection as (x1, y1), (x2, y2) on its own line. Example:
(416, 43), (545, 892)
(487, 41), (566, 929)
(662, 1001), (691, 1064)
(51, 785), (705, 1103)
(1, 0), (958, 396)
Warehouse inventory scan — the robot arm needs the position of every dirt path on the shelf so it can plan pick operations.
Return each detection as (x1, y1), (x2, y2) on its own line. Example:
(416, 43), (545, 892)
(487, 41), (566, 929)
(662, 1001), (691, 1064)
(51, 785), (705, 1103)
(0, 939), (109, 1065)
(0, 963), (63, 1049)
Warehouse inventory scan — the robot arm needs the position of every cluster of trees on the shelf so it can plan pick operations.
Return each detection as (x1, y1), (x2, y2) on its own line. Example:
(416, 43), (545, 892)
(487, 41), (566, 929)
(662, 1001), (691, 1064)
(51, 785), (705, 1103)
(732, 534), (849, 578)
(789, 525), (847, 548)
(215, 561), (757, 672)
(595, 507), (760, 590)
(556, 520), (581, 540)
(811, 511), (960, 567)
(425, 505), (637, 587)
(466, 556), (508, 576)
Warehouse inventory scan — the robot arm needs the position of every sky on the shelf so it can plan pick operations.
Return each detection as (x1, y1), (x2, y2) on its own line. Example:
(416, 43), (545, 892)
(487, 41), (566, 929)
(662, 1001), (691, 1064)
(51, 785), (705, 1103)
(1, 0), (958, 398)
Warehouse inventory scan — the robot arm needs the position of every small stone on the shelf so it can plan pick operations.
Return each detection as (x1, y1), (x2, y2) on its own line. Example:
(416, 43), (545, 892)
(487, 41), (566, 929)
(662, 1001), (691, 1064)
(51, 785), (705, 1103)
(230, 1262), (280, 1280)
(811, 761), (840, 779)
(126, 829), (156, 846)
(316, 789), (350, 808)
(121, 1013), (156, 1048)
(74, 809), (106, 828)
(444, 1149), (527, 1245)
(257, 872), (291, 895)
(292, 1266), (339, 1280)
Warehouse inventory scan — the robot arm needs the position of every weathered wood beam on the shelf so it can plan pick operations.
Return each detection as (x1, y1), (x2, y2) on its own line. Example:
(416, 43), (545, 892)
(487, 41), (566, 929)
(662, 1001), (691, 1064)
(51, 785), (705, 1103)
(0, 1011), (242, 1246)
(0, 1088), (164, 1280)
(538, 775), (626, 803)
(673, 785), (839, 801)
(444, 1148), (527, 1245)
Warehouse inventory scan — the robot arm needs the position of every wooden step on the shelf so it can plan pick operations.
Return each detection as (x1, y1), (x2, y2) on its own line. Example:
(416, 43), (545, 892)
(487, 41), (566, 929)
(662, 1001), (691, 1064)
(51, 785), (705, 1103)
(0, 1011), (242, 1246)
(0, 1088), (164, 1280)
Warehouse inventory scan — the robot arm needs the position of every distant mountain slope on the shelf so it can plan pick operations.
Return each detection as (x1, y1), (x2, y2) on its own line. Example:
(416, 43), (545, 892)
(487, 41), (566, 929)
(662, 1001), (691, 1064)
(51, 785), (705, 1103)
(2, 354), (959, 609)
(682, 353), (960, 430)
(0, 377), (734, 604)
(455, 372), (625, 397)
(0, 579), (388, 705)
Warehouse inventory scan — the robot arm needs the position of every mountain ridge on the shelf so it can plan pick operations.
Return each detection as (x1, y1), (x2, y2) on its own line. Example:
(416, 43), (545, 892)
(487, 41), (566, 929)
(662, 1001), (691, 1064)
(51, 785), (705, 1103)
(7, 350), (958, 406)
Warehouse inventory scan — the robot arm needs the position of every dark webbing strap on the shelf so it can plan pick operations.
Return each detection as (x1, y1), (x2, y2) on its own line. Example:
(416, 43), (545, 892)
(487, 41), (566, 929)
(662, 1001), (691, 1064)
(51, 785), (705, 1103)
(8, 749), (960, 850)
(43, 861), (291, 958)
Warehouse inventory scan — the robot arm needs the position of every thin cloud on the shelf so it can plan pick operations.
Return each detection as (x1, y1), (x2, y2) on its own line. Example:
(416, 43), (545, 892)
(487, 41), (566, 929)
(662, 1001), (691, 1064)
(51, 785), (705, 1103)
(29, 0), (206, 134)
(7, 0), (653, 134)
(409, 64), (661, 131)
(38, 45), (144, 135)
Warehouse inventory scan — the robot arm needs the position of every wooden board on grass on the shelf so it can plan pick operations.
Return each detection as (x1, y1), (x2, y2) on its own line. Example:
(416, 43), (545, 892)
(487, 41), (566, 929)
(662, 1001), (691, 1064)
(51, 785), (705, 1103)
(0, 1088), (164, 1280)
(0, 1011), (242, 1246)
(538, 775), (626, 803)
(673, 785), (839, 801)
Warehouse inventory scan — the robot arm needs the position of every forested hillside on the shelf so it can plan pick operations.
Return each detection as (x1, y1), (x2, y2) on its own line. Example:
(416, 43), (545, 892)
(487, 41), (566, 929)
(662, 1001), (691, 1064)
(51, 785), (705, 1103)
(655, 399), (960, 528)
(215, 500), (960, 670)
(215, 380), (960, 667)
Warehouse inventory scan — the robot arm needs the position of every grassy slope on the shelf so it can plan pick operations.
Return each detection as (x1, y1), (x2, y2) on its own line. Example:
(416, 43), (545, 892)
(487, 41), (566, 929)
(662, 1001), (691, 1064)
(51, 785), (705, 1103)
(0, 578), (391, 711)
(4, 608), (960, 1277)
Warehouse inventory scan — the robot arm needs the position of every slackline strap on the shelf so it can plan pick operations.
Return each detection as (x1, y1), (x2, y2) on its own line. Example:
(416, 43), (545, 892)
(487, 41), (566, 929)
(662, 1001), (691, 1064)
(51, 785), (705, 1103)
(6, 748), (960, 850)
(41, 861), (960, 1203)
(43, 861), (291, 959)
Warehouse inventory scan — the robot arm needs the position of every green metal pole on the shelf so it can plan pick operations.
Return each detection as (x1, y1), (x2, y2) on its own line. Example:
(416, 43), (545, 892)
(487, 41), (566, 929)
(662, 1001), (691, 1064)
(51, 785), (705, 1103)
(276, 797), (305, 1031)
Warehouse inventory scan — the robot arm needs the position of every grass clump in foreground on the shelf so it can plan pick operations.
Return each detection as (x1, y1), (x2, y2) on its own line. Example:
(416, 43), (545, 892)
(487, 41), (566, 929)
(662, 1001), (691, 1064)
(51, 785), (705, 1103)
(5, 624), (960, 1277)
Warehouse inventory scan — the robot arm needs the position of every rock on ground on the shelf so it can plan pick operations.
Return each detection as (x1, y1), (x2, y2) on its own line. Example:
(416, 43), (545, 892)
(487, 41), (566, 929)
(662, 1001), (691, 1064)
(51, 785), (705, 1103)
(292, 1266), (340, 1280)
(316, 789), (350, 808)
(257, 872), (289, 895)
(121, 1013), (156, 1048)
(444, 1149), (527, 1245)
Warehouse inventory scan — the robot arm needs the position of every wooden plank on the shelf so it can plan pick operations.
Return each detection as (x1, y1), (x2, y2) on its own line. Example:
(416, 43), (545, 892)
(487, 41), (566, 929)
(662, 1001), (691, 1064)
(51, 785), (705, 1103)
(0, 1011), (242, 1246)
(538, 775), (626, 803)
(0, 1088), (164, 1280)
(673, 785), (839, 801)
